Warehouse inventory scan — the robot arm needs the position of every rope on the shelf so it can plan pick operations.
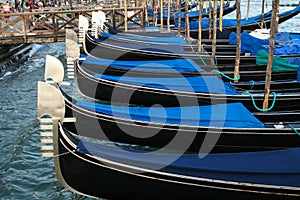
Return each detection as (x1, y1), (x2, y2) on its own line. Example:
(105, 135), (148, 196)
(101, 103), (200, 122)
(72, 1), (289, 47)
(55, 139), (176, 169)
(242, 91), (277, 112)
(198, 54), (208, 66)
(211, 70), (240, 81)
(214, 54), (217, 65)
(249, 80), (255, 90)
(286, 124), (300, 136)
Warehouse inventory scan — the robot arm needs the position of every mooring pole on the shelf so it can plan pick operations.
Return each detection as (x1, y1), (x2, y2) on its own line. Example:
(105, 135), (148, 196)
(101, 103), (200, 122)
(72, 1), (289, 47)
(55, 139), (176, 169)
(167, 0), (171, 31)
(219, 0), (224, 31)
(207, 0), (212, 39)
(177, 0), (182, 36)
(261, 0), (265, 28)
(233, 0), (241, 82)
(211, 0), (217, 65)
(198, 0), (204, 51)
(246, 0), (250, 20)
(185, 0), (190, 43)
(124, 0), (128, 31)
(144, 0), (149, 26)
(263, 0), (279, 110)
(160, 0), (163, 31)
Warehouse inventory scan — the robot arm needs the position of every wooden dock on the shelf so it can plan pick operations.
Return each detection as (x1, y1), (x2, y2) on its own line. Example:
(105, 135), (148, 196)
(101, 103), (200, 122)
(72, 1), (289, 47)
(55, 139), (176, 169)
(0, 7), (145, 44)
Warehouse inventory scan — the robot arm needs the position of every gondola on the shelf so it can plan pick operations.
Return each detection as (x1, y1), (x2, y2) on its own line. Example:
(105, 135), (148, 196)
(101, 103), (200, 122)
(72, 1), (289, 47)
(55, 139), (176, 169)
(38, 80), (300, 154)
(148, 1), (199, 15)
(156, 2), (236, 25)
(97, 29), (300, 57)
(80, 23), (300, 65)
(72, 55), (300, 111)
(46, 120), (300, 199)
(66, 33), (298, 82)
(83, 30), (254, 64)
(184, 5), (300, 39)
(76, 53), (298, 82)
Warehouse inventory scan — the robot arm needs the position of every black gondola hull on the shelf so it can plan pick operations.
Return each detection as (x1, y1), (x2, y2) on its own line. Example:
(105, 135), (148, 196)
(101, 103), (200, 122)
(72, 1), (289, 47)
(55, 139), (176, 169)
(56, 126), (300, 199)
(75, 65), (300, 111)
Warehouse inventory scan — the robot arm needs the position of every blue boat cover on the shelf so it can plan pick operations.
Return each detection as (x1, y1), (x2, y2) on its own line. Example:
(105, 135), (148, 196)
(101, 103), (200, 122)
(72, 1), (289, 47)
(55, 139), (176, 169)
(94, 38), (186, 54)
(289, 57), (300, 66)
(264, 40), (300, 55)
(229, 31), (270, 55)
(76, 101), (264, 128)
(94, 73), (239, 94)
(101, 31), (188, 44)
(77, 139), (300, 187)
(275, 32), (292, 42)
(290, 33), (300, 40)
(81, 56), (204, 73)
(156, 2), (233, 19)
(229, 31), (300, 55)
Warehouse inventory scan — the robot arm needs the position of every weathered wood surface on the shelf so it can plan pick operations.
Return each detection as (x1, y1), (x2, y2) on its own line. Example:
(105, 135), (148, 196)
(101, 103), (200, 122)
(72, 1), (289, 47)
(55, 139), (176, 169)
(0, 7), (144, 44)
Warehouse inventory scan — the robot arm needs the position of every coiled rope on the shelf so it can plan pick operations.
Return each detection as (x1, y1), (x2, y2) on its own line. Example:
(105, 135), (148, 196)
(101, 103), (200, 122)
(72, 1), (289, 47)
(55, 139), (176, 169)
(211, 69), (240, 81)
(249, 80), (255, 90)
(242, 91), (277, 112)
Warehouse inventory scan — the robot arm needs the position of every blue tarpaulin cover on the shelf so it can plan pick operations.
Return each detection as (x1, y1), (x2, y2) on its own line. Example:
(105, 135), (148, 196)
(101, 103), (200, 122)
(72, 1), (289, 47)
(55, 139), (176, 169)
(101, 31), (188, 44)
(229, 32), (269, 55)
(229, 31), (300, 56)
(81, 56), (204, 73)
(94, 73), (239, 94)
(94, 37), (186, 54)
(76, 101), (264, 128)
(77, 139), (300, 187)
(264, 40), (300, 55)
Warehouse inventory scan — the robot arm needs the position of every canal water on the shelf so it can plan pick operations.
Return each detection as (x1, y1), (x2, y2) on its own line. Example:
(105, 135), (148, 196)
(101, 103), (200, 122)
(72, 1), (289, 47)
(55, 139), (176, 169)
(0, 1), (299, 199)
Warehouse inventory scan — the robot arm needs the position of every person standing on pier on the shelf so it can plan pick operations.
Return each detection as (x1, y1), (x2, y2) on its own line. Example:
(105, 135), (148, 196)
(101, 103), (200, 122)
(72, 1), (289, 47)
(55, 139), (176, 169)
(3, 1), (12, 22)
(22, 0), (30, 12)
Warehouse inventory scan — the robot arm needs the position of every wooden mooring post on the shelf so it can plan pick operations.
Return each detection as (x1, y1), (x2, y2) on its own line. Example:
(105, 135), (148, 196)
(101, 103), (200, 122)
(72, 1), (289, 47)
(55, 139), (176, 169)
(0, 7), (145, 44)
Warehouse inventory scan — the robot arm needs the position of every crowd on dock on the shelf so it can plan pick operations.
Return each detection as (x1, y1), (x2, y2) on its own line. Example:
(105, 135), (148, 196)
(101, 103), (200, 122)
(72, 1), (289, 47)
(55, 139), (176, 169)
(0, 0), (45, 13)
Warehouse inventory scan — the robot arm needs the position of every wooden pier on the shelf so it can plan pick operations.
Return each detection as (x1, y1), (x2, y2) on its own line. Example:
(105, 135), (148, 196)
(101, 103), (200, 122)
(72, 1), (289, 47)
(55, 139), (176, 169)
(0, 7), (145, 44)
